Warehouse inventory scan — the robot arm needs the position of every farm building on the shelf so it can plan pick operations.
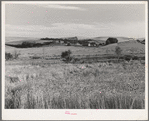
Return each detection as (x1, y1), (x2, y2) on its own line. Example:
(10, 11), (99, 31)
(60, 40), (64, 44)
(81, 40), (99, 47)
(75, 42), (81, 46)
(88, 41), (98, 46)
(106, 37), (118, 45)
(65, 42), (71, 46)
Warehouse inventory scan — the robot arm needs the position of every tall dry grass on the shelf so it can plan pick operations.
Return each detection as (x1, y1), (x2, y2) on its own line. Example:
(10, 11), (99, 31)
(5, 61), (145, 109)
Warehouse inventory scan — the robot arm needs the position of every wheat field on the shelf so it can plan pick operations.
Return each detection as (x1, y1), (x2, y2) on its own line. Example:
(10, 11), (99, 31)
(5, 60), (145, 109)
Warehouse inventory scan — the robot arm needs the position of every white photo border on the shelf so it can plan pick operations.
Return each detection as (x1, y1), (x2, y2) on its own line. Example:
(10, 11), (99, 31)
(2, 1), (148, 120)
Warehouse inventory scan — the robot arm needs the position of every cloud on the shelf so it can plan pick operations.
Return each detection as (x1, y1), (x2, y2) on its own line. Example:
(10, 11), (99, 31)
(5, 21), (145, 38)
(5, 23), (111, 37)
(37, 4), (86, 11)
(5, 24), (42, 32)
(50, 23), (109, 30)
(4, 23), (92, 37)
(6, 23), (108, 32)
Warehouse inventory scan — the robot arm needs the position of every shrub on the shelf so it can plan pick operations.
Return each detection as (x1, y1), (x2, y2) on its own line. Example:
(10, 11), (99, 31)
(61, 50), (72, 63)
(5, 51), (20, 61)
(5, 52), (13, 61)
(13, 50), (20, 59)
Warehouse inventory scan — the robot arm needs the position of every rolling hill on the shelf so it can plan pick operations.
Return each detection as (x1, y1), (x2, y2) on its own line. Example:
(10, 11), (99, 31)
(92, 37), (133, 43)
(5, 36), (138, 48)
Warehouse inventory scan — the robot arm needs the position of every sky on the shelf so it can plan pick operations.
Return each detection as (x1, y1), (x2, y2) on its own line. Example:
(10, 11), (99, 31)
(5, 3), (146, 38)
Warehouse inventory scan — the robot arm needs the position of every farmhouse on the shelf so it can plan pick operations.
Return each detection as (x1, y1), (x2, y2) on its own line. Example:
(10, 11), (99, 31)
(88, 41), (97, 47)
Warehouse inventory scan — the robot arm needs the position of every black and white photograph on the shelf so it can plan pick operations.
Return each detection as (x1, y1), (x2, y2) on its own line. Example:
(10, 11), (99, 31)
(2, 1), (148, 120)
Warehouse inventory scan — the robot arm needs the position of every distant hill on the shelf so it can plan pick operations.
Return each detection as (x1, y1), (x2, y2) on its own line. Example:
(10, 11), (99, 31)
(77, 36), (92, 40)
(51, 36), (134, 44)
(92, 37), (109, 41)
(137, 38), (145, 41)
(117, 37), (134, 42)
(92, 36), (133, 43)
(5, 36), (138, 48)
(5, 37), (40, 42)
(60, 36), (78, 40)
(6, 36), (134, 43)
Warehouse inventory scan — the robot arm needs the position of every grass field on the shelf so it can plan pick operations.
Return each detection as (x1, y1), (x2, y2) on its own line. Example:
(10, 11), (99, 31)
(5, 61), (145, 109)
(5, 37), (145, 109)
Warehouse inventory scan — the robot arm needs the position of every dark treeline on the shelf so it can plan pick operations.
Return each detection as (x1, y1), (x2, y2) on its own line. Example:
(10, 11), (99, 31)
(136, 39), (145, 44)
(40, 37), (65, 41)
(40, 37), (78, 44)
(5, 41), (53, 48)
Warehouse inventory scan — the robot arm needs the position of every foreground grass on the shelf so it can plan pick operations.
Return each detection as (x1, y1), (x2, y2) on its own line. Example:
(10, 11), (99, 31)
(5, 60), (145, 109)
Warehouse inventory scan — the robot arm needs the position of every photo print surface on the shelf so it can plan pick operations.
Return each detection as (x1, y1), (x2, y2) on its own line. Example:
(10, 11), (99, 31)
(2, 1), (148, 120)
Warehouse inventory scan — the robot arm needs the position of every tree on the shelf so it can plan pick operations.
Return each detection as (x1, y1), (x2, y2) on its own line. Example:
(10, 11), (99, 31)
(106, 38), (118, 45)
(115, 46), (122, 62)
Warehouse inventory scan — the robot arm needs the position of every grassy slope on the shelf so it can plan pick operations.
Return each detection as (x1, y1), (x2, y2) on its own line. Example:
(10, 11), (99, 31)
(5, 40), (145, 60)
